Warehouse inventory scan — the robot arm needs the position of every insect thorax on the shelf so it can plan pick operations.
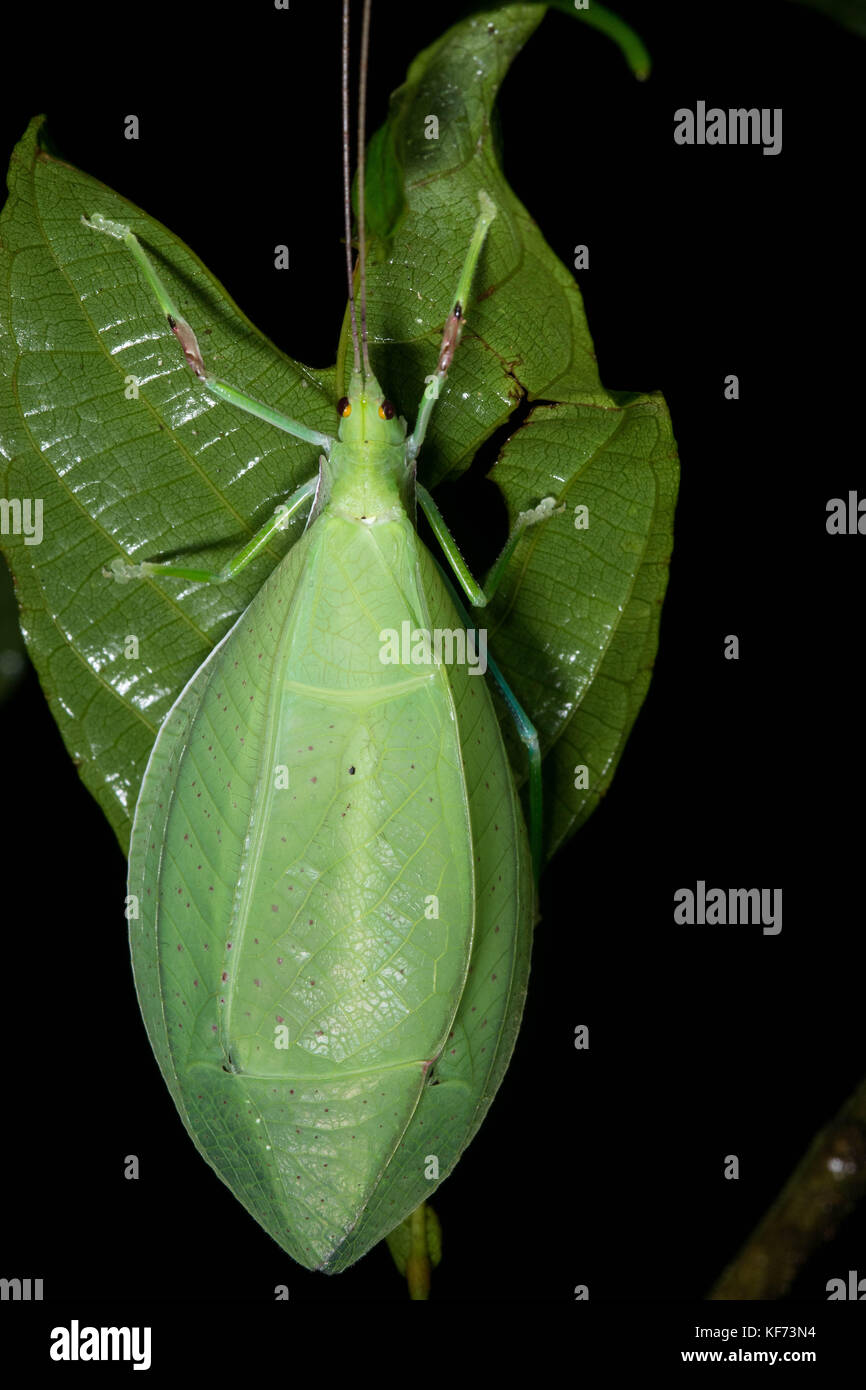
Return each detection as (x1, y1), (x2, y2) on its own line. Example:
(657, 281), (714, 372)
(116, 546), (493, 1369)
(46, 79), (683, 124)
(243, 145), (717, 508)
(324, 440), (412, 523)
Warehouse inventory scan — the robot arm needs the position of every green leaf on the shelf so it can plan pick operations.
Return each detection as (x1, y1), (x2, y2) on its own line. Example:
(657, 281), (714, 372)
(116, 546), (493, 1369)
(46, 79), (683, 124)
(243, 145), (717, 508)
(361, 118), (406, 244)
(360, 4), (678, 859)
(0, 116), (335, 851)
(363, 1), (651, 242)
(488, 396), (677, 855)
(0, 3), (678, 864)
(544, 0), (651, 77)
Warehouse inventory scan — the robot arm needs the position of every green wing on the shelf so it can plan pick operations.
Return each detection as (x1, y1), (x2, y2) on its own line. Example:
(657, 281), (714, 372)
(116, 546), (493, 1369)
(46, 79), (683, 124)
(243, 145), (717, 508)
(129, 510), (530, 1270)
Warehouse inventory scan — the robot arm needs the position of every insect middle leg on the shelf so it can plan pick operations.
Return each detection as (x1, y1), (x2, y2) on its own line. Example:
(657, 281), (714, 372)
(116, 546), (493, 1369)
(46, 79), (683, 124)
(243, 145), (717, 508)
(406, 192), (562, 605)
(417, 484), (561, 608)
(105, 474), (319, 584)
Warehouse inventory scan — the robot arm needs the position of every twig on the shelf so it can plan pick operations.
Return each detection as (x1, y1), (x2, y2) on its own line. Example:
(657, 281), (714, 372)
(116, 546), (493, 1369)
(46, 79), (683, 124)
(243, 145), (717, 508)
(709, 1076), (866, 1299)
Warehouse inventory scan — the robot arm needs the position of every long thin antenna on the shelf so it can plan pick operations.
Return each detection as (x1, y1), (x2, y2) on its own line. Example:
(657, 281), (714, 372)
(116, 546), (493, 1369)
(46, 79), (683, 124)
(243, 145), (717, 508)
(357, 0), (373, 378)
(342, 0), (361, 376)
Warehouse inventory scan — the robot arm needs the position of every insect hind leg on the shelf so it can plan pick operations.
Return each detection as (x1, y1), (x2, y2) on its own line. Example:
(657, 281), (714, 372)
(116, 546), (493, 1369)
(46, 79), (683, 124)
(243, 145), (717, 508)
(431, 558), (543, 884)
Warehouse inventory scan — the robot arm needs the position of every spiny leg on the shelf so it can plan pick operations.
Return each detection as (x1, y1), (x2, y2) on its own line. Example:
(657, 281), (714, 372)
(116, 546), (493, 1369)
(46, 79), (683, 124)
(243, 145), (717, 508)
(406, 191), (562, 603)
(432, 558), (544, 884)
(407, 190), (497, 460)
(417, 484), (562, 608)
(486, 646), (543, 885)
(83, 214), (335, 451)
(105, 474), (319, 585)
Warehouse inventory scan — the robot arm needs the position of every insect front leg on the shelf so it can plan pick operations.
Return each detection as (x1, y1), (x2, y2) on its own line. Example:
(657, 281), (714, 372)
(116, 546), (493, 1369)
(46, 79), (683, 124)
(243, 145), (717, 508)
(105, 473), (319, 584)
(82, 214), (335, 451)
(407, 190), (497, 460)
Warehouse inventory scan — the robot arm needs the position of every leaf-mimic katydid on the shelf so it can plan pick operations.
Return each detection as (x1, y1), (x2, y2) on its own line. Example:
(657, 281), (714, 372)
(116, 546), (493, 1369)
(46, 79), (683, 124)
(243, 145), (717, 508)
(82, 0), (560, 1277)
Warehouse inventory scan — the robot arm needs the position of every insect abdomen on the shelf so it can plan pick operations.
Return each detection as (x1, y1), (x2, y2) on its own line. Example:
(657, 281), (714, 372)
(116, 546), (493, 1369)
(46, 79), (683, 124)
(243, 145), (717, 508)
(131, 513), (498, 1269)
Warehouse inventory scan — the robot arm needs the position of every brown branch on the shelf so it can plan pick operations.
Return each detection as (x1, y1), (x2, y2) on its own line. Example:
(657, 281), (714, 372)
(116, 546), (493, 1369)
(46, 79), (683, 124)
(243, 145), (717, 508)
(708, 1077), (866, 1299)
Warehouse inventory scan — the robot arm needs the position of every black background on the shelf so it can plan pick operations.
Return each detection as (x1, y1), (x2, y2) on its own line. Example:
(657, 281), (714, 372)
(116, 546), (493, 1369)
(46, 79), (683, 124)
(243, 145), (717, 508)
(0, 0), (862, 1341)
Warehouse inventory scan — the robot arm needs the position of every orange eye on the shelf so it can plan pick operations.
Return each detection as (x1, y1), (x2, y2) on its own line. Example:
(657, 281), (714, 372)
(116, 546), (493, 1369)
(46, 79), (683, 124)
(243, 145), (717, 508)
(337, 396), (351, 417)
(378, 399), (395, 420)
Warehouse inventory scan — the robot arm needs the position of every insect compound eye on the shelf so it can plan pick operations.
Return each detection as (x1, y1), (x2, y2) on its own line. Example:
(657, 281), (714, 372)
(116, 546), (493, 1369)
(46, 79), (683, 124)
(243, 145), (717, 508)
(378, 399), (396, 420)
(337, 396), (351, 417)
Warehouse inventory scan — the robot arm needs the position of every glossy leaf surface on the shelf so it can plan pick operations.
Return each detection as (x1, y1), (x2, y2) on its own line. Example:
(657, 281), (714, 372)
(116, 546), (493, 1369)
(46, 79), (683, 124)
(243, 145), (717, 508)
(0, 4), (677, 861)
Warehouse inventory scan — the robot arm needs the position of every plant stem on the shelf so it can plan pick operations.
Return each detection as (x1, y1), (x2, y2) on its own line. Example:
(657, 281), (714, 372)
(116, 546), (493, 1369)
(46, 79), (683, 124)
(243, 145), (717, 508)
(709, 1076), (866, 1299)
(406, 1201), (432, 1300)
